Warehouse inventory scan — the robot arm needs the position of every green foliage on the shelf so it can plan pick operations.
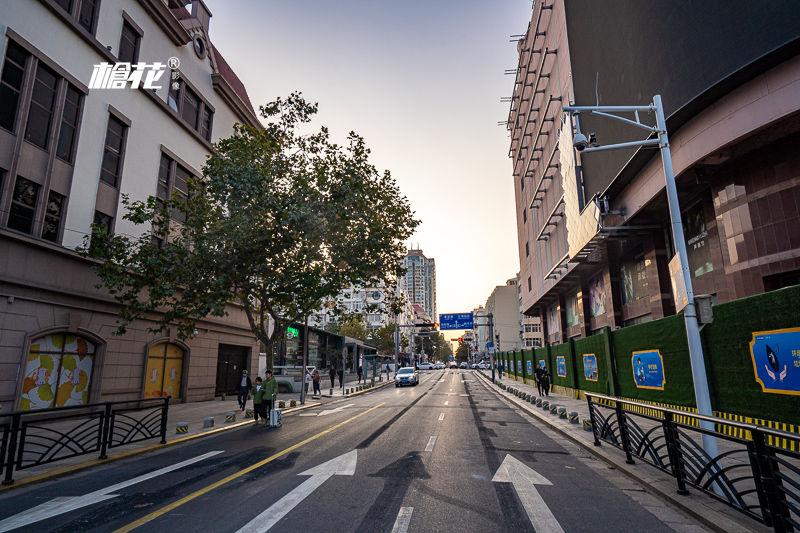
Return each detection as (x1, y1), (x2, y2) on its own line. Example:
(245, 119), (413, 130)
(86, 93), (419, 370)
(455, 341), (470, 363)
(338, 317), (370, 342)
(370, 324), (397, 355)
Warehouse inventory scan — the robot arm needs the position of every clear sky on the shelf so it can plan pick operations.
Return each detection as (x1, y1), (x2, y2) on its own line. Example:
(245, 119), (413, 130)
(204, 0), (533, 341)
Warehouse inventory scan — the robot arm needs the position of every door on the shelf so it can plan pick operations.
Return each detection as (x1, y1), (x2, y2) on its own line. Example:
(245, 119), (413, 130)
(215, 344), (249, 396)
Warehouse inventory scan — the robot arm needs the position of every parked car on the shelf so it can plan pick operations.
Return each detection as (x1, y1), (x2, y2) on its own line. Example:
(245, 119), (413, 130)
(477, 362), (490, 369)
(418, 362), (436, 370)
(395, 367), (419, 386)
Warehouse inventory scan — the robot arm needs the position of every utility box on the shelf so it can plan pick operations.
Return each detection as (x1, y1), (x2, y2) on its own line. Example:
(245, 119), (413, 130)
(695, 294), (714, 324)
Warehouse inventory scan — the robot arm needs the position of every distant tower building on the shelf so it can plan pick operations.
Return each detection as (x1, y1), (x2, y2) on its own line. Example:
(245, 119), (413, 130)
(400, 249), (437, 323)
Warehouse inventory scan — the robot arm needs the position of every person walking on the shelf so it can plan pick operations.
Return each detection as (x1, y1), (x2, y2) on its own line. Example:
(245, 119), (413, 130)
(238, 369), (252, 411)
(312, 369), (321, 396)
(251, 377), (269, 425)
(357, 365), (363, 384)
(329, 365), (336, 389)
(263, 369), (279, 424)
(304, 370), (312, 396)
(534, 364), (544, 396)
(541, 365), (551, 397)
(337, 366), (344, 388)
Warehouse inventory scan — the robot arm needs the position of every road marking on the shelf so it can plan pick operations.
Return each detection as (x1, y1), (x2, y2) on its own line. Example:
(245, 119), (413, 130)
(424, 436), (437, 452)
(444, 401), (449, 405)
(0, 451), (223, 533)
(401, 392), (407, 396)
(492, 454), (564, 533)
(391, 507), (414, 533)
(113, 403), (385, 533)
(236, 450), (357, 533)
(438, 413), (445, 421)
(460, 394), (469, 397)
(316, 403), (356, 417)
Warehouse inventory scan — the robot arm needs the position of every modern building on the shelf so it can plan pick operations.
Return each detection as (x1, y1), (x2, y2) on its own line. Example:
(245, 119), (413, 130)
(0, 0), (264, 411)
(399, 248), (436, 323)
(510, 1), (800, 345)
(485, 278), (523, 352)
(516, 272), (543, 348)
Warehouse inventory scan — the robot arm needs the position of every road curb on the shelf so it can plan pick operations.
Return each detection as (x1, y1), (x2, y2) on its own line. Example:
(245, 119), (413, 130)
(0, 401), (324, 494)
(472, 371), (766, 533)
(319, 380), (394, 398)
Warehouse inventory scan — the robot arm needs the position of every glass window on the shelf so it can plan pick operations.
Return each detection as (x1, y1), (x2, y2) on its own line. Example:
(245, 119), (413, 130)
(41, 190), (65, 242)
(0, 41), (28, 132)
(172, 164), (190, 222)
(20, 333), (96, 410)
(118, 20), (140, 64)
(181, 86), (199, 129)
(168, 79), (180, 112)
(78, 0), (97, 33)
(8, 177), (39, 234)
(683, 201), (714, 278)
(619, 248), (649, 305)
(100, 114), (126, 187)
(157, 153), (171, 208)
(54, 0), (73, 11)
(56, 85), (81, 162)
(93, 210), (113, 234)
(566, 291), (580, 328)
(200, 106), (212, 141)
(25, 64), (58, 150)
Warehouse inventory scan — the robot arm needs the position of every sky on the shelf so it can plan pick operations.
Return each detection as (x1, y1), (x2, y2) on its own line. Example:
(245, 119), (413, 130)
(204, 0), (534, 341)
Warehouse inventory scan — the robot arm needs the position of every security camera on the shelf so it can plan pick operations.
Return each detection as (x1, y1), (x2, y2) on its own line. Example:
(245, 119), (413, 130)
(573, 132), (588, 151)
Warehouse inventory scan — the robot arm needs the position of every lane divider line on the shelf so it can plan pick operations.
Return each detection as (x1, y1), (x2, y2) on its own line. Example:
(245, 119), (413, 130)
(112, 402), (386, 533)
(391, 507), (414, 533)
(444, 401), (449, 405)
(438, 413), (445, 421)
(424, 436), (437, 452)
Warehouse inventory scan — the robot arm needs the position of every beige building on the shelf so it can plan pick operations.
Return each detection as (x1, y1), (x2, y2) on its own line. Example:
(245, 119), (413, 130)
(485, 278), (523, 353)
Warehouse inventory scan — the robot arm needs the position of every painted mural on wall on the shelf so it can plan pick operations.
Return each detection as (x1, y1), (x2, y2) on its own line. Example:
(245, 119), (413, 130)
(20, 334), (95, 410)
(145, 343), (184, 399)
(632, 350), (666, 390)
(583, 354), (598, 381)
(589, 274), (606, 317)
(547, 302), (559, 334)
(750, 327), (800, 396)
(556, 356), (566, 378)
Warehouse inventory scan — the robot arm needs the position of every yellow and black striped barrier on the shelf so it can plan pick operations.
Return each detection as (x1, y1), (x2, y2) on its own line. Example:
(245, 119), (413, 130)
(176, 422), (188, 433)
(569, 411), (579, 424)
(225, 412), (236, 422)
(245, 409), (254, 418)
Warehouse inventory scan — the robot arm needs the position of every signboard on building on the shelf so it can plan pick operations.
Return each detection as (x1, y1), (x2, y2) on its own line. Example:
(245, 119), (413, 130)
(669, 253), (688, 313)
(750, 328), (800, 396)
(439, 313), (474, 330)
(632, 350), (665, 390)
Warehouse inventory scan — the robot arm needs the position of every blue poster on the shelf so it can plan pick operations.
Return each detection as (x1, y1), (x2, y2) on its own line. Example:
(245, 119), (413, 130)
(527, 360), (533, 375)
(556, 356), (566, 378)
(517, 360), (522, 374)
(583, 354), (598, 382)
(539, 360), (545, 369)
(750, 327), (800, 396)
(632, 350), (665, 390)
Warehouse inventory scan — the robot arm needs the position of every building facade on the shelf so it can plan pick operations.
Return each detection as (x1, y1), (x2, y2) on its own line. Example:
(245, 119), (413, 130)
(485, 278), (523, 352)
(399, 248), (436, 323)
(516, 272), (543, 348)
(0, 0), (264, 411)
(511, 1), (800, 345)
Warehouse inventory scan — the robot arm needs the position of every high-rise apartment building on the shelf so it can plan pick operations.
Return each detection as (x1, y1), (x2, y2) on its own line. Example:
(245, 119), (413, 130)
(400, 248), (436, 323)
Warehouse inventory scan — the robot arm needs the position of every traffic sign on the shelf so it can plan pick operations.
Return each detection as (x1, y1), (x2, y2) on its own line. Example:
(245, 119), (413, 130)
(439, 313), (474, 330)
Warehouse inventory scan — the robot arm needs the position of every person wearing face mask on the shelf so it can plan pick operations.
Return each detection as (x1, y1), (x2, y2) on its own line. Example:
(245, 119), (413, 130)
(238, 369), (252, 411)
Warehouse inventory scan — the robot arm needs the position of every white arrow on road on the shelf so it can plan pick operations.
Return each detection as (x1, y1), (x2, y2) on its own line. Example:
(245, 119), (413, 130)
(236, 450), (357, 533)
(0, 451), (223, 532)
(312, 403), (355, 417)
(492, 454), (564, 533)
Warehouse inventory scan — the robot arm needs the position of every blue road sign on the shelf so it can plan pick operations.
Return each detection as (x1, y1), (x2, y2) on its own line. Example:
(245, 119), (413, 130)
(439, 313), (474, 330)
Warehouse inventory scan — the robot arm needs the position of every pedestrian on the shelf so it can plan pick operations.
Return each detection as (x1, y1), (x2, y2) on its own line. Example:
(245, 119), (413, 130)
(357, 365), (363, 384)
(304, 369), (312, 396)
(541, 366), (551, 397)
(251, 377), (268, 424)
(329, 365), (336, 389)
(263, 369), (279, 424)
(238, 369), (252, 411)
(337, 366), (344, 388)
(534, 364), (544, 396)
(312, 368), (321, 396)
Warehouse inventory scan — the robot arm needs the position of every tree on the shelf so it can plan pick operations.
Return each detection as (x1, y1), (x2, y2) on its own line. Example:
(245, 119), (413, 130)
(455, 341), (470, 363)
(87, 93), (419, 371)
(370, 324), (397, 355)
(338, 317), (370, 342)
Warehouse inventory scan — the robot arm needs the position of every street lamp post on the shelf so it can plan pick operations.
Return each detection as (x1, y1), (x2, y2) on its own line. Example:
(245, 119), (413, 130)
(563, 95), (719, 461)
(474, 313), (495, 382)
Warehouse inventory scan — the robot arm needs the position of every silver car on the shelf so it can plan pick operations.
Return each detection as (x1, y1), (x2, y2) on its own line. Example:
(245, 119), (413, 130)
(395, 367), (419, 386)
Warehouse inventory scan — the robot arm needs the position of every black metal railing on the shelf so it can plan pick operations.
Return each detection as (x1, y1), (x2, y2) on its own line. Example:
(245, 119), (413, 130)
(586, 392), (799, 533)
(1, 397), (169, 485)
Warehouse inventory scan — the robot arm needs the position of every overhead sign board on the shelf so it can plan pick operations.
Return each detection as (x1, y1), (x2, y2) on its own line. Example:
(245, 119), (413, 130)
(439, 313), (474, 330)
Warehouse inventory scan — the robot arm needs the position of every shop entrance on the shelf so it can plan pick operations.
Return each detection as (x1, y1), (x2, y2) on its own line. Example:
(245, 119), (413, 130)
(215, 344), (249, 397)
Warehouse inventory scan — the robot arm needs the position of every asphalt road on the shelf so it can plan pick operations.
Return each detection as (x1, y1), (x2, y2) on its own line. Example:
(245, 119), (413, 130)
(0, 370), (709, 533)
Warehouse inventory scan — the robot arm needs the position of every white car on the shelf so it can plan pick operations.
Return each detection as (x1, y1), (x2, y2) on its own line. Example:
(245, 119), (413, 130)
(418, 362), (436, 370)
(395, 367), (419, 386)
(477, 362), (490, 369)
(435, 362), (445, 370)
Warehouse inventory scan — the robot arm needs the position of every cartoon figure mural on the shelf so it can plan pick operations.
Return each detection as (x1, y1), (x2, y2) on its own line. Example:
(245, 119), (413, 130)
(145, 343), (184, 399)
(20, 334), (94, 411)
(750, 328), (799, 395)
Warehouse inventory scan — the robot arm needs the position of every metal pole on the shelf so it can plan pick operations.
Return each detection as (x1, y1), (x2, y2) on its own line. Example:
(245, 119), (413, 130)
(393, 323), (399, 379)
(301, 316), (309, 405)
(489, 313), (495, 383)
(654, 94), (719, 461)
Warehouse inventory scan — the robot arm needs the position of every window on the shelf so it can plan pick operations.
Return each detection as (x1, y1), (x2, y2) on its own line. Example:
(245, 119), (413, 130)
(41, 190), (65, 242)
(527, 276), (532, 292)
(7, 177), (39, 234)
(118, 20), (140, 64)
(20, 333), (96, 410)
(525, 242), (529, 257)
(25, 64), (58, 150)
(100, 114), (126, 187)
(181, 86), (200, 130)
(172, 164), (190, 222)
(159, 152), (195, 222)
(78, 0), (98, 33)
(520, 176), (524, 190)
(200, 107), (212, 141)
(0, 42), (28, 132)
(56, 85), (81, 162)
(166, 79), (213, 141)
(54, 0), (73, 11)
(523, 209), (527, 224)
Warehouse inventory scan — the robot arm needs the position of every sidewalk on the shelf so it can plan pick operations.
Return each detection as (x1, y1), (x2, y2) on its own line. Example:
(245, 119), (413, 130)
(0, 392), (323, 491)
(475, 370), (771, 533)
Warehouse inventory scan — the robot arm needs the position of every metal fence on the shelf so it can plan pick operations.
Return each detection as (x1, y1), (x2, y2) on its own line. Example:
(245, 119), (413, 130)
(1, 397), (169, 485)
(586, 392), (799, 533)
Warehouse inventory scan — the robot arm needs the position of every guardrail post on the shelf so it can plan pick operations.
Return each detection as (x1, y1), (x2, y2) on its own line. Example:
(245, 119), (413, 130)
(586, 396), (601, 446)
(99, 402), (113, 459)
(160, 397), (170, 444)
(615, 402), (635, 465)
(750, 429), (788, 532)
(662, 412), (689, 495)
(2, 414), (20, 485)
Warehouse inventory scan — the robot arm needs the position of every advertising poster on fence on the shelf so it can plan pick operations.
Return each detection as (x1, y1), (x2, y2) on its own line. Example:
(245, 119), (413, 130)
(583, 354), (598, 382)
(632, 350), (665, 390)
(556, 356), (566, 378)
(750, 327), (800, 396)
(517, 360), (522, 374)
(527, 360), (533, 375)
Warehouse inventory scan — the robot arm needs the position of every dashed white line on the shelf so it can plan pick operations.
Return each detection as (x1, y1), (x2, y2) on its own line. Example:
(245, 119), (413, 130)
(444, 401), (449, 405)
(425, 436), (437, 452)
(438, 412), (445, 421)
(391, 507), (414, 533)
